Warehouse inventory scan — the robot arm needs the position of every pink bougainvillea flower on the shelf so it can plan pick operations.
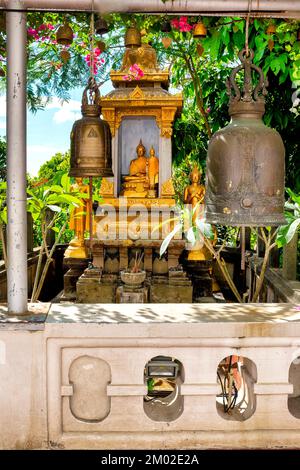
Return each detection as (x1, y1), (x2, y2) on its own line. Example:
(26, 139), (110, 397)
(171, 18), (180, 29)
(178, 16), (193, 32)
(171, 16), (193, 32)
(130, 64), (144, 78)
(84, 48), (105, 75)
(27, 27), (39, 39)
(122, 64), (144, 81)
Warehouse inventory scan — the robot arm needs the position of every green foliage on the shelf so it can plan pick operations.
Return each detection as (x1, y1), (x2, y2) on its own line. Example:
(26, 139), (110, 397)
(159, 204), (214, 258)
(277, 188), (300, 248)
(0, 12), (125, 111)
(0, 136), (6, 181)
(37, 151), (70, 182)
(0, 180), (7, 224)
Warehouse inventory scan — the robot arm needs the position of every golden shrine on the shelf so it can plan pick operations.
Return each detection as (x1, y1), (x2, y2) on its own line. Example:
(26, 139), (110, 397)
(63, 29), (208, 304)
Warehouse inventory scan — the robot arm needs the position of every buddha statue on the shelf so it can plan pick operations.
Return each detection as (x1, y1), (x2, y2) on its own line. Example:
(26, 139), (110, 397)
(147, 146), (159, 198)
(184, 166), (208, 261)
(184, 165), (205, 219)
(121, 140), (160, 198)
(129, 139), (148, 176)
(64, 177), (90, 259)
(122, 139), (149, 197)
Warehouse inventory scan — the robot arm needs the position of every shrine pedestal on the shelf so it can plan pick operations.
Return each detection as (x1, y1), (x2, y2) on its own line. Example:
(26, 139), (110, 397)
(150, 268), (193, 303)
(61, 258), (89, 301)
(116, 285), (149, 303)
(77, 269), (118, 303)
(184, 259), (213, 302)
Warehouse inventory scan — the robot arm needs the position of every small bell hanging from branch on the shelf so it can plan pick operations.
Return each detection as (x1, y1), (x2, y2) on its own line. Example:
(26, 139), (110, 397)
(193, 18), (207, 39)
(95, 17), (109, 35)
(56, 21), (74, 46)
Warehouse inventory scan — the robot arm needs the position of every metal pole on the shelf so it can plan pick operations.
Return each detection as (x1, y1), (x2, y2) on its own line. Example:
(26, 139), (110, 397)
(0, 0), (299, 15)
(6, 0), (28, 314)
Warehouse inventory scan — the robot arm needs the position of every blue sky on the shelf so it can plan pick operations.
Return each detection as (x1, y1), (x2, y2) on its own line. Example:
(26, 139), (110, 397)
(0, 81), (113, 176)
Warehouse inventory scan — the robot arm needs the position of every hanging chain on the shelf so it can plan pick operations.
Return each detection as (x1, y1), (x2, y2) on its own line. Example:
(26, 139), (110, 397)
(245, 0), (252, 57)
(88, 0), (96, 105)
(89, 0), (95, 79)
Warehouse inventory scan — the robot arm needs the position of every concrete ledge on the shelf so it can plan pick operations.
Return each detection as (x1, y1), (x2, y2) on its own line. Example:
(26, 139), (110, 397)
(45, 303), (300, 338)
(0, 303), (50, 330)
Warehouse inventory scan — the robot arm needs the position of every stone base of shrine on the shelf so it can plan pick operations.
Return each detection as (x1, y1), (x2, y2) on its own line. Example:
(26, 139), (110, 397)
(1, 303), (300, 449)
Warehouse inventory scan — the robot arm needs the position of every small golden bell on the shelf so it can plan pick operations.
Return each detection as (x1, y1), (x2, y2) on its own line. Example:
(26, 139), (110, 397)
(193, 21), (207, 39)
(56, 22), (74, 46)
(266, 24), (276, 35)
(95, 17), (109, 35)
(97, 40), (106, 53)
(60, 50), (71, 63)
(125, 25), (141, 48)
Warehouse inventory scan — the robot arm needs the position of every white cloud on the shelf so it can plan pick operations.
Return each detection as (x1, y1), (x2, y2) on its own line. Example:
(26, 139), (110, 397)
(46, 97), (82, 124)
(0, 95), (82, 124)
(53, 108), (81, 124)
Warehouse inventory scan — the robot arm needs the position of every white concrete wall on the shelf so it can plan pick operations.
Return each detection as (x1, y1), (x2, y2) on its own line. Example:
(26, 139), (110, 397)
(1, 303), (300, 449)
(0, 326), (46, 449)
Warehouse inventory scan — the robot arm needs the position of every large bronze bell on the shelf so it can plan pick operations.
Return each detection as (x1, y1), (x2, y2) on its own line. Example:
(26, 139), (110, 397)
(69, 77), (113, 178)
(205, 48), (285, 226)
(56, 22), (74, 46)
(125, 25), (141, 48)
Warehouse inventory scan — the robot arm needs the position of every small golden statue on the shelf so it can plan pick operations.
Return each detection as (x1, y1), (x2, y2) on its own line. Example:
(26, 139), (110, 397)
(184, 165), (208, 261)
(184, 165), (205, 219)
(147, 146), (159, 198)
(64, 178), (90, 259)
(121, 140), (159, 198)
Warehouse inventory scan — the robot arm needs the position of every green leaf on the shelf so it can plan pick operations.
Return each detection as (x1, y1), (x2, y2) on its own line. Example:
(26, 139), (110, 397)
(48, 185), (63, 194)
(61, 173), (70, 192)
(270, 57), (282, 75)
(209, 31), (221, 60)
(56, 194), (82, 205)
(285, 218), (300, 244)
(287, 188), (300, 205)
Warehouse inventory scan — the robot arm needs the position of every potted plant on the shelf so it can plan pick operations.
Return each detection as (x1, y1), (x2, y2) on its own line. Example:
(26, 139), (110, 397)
(120, 251), (146, 287)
